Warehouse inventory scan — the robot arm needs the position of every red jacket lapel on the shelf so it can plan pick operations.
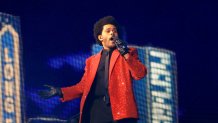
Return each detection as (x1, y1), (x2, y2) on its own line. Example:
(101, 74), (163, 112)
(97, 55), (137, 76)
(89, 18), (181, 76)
(109, 49), (120, 81)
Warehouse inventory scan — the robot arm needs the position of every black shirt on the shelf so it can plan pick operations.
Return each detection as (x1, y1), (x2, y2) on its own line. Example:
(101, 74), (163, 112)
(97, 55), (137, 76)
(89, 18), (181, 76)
(89, 48), (114, 98)
(82, 48), (115, 123)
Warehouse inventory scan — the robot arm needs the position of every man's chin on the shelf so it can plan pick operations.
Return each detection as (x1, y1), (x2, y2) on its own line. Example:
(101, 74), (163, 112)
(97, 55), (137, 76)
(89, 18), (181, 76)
(109, 44), (116, 48)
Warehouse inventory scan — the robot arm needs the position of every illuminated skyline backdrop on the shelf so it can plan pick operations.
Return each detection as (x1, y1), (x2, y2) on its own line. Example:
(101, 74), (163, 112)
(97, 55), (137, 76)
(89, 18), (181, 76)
(0, 12), (24, 123)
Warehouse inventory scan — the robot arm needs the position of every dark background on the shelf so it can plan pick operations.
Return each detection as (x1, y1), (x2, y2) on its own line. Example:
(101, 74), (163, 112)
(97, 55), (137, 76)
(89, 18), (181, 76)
(1, 0), (218, 122)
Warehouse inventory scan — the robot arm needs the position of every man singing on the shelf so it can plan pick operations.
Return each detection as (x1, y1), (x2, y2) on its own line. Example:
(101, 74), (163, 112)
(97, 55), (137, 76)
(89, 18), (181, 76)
(39, 16), (147, 123)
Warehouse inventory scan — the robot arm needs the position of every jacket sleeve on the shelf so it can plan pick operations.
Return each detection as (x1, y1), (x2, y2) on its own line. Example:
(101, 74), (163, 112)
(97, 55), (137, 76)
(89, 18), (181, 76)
(60, 58), (90, 102)
(125, 48), (147, 80)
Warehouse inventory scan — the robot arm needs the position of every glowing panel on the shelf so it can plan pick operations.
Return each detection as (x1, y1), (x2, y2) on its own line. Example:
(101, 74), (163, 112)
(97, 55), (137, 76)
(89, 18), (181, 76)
(0, 12), (23, 123)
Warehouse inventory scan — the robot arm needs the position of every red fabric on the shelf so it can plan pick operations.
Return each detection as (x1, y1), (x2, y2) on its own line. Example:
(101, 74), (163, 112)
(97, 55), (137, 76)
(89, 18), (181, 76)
(60, 48), (147, 123)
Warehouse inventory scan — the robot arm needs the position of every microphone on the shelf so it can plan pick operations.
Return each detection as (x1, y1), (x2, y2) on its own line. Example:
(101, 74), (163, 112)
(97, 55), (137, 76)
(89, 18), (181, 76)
(110, 37), (122, 45)
(111, 37), (129, 56)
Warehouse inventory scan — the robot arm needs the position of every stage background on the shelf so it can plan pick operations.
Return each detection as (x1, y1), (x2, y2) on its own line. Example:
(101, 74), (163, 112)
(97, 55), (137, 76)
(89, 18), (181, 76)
(1, 0), (218, 122)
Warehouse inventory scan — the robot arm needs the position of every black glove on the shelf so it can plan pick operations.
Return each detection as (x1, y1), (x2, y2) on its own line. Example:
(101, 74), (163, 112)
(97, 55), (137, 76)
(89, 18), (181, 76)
(38, 85), (62, 99)
(114, 38), (129, 56)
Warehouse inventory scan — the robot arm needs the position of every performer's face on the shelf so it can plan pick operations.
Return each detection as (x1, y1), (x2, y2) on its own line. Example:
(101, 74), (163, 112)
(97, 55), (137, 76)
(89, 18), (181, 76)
(98, 24), (118, 50)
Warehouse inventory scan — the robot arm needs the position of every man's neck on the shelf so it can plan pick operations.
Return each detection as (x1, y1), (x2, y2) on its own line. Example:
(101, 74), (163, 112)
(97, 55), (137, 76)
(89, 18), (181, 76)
(103, 47), (116, 52)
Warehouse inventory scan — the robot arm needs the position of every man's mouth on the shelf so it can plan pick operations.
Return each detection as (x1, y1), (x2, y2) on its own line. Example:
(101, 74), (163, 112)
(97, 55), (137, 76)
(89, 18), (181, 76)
(110, 37), (114, 41)
(110, 37), (117, 42)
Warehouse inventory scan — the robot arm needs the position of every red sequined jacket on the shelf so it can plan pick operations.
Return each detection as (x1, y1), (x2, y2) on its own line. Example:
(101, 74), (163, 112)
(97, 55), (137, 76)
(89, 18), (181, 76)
(60, 48), (147, 123)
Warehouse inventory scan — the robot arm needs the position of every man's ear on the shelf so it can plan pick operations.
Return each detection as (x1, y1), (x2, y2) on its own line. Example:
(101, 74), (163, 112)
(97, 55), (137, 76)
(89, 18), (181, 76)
(98, 35), (103, 41)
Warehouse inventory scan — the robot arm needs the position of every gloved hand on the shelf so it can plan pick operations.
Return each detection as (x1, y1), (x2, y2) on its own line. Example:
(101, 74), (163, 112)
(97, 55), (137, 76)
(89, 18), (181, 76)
(114, 38), (129, 56)
(38, 85), (62, 99)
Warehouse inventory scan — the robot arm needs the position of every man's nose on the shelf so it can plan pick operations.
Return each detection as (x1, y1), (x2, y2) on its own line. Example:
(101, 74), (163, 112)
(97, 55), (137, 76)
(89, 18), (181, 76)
(110, 31), (115, 35)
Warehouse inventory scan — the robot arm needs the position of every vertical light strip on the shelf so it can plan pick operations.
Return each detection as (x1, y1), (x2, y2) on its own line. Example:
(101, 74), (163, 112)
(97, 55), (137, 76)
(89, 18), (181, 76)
(9, 25), (21, 123)
(0, 25), (21, 123)
(146, 47), (152, 123)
